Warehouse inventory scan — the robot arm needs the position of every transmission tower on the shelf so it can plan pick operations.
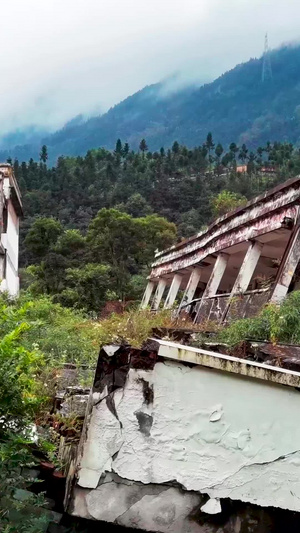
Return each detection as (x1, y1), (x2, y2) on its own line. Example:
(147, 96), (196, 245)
(262, 33), (273, 82)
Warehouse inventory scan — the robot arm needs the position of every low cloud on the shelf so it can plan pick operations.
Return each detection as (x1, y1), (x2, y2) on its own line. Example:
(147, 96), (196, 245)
(0, 0), (300, 135)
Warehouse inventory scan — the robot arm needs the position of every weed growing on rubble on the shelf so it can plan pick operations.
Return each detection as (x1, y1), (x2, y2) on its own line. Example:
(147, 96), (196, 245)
(92, 307), (175, 347)
(218, 290), (300, 346)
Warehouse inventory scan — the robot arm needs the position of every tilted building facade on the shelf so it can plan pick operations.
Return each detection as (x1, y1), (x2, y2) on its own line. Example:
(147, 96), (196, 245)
(0, 164), (22, 296)
(142, 176), (300, 321)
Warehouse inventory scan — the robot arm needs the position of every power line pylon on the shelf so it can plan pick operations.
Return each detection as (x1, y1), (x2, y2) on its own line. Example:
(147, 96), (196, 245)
(262, 33), (273, 82)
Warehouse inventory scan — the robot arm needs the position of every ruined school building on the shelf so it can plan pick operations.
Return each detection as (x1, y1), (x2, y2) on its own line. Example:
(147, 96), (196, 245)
(141, 176), (300, 321)
(0, 164), (22, 296)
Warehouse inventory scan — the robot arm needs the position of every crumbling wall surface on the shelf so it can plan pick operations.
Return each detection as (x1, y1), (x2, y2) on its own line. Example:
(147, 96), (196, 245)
(70, 344), (300, 530)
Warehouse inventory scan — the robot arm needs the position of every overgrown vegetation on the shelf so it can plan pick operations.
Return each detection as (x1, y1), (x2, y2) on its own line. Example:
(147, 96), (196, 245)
(218, 291), (300, 346)
(3, 124), (300, 527)
(0, 293), (97, 531)
(0, 291), (181, 526)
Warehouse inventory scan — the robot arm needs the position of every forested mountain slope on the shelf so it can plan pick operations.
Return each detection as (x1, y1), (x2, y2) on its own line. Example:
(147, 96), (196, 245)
(14, 136), (300, 311)
(2, 44), (300, 163)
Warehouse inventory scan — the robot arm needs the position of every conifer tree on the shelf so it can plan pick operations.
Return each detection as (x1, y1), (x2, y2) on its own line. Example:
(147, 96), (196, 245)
(139, 139), (148, 156)
(115, 139), (123, 155)
(39, 145), (48, 164)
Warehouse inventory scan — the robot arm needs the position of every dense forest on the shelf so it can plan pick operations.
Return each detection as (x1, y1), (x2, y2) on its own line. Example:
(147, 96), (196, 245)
(13, 134), (300, 314)
(2, 44), (300, 163)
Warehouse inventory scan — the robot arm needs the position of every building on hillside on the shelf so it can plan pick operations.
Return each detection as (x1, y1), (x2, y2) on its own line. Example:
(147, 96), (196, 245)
(141, 176), (300, 322)
(0, 164), (22, 296)
(236, 164), (247, 173)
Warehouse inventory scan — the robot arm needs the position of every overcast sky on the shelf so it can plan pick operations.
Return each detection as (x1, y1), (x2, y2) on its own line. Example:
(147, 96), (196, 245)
(1, 0), (300, 134)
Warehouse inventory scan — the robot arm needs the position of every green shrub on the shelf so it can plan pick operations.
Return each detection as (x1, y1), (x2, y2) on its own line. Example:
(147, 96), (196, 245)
(218, 290), (300, 346)
(0, 292), (98, 367)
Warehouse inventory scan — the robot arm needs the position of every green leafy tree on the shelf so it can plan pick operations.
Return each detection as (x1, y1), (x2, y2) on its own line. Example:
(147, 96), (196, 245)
(134, 214), (177, 267)
(24, 218), (63, 261)
(121, 193), (153, 218)
(86, 209), (139, 297)
(211, 190), (247, 217)
(87, 208), (176, 298)
(57, 263), (111, 313)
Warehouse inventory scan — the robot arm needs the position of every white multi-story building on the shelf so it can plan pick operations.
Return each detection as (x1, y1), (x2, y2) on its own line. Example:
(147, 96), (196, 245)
(0, 164), (22, 296)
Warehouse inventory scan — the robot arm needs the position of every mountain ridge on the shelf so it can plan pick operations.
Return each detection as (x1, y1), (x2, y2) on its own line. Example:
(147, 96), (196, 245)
(2, 43), (300, 163)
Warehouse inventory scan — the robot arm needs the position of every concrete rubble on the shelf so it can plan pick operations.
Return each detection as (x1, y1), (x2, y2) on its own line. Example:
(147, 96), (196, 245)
(56, 339), (300, 532)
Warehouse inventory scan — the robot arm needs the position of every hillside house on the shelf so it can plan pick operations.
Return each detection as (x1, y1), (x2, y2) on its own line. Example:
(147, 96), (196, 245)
(141, 176), (300, 322)
(0, 164), (22, 296)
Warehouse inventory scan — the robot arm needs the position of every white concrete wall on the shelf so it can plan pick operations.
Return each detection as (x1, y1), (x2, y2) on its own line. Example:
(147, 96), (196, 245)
(2, 201), (19, 296)
(77, 360), (300, 513)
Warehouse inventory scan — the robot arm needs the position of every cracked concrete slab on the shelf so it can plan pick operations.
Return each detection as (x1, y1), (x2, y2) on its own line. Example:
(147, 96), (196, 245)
(85, 478), (167, 522)
(76, 361), (300, 511)
(68, 342), (300, 532)
(116, 487), (203, 532)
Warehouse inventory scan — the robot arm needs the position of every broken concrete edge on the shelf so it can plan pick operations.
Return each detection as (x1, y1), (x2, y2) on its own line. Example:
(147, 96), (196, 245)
(92, 341), (159, 395)
(63, 337), (300, 517)
(153, 337), (300, 388)
(68, 471), (300, 531)
(69, 472), (216, 525)
(63, 392), (95, 511)
(98, 339), (300, 389)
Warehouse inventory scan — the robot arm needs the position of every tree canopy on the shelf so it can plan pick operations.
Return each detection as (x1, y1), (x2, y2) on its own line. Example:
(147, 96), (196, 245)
(13, 134), (300, 314)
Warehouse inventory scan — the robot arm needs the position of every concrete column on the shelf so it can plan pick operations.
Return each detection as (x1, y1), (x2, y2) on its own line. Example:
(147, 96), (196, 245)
(178, 267), (202, 314)
(221, 240), (263, 322)
(194, 253), (229, 322)
(271, 226), (300, 303)
(164, 274), (183, 309)
(203, 253), (229, 298)
(152, 278), (167, 310)
(140, 281), (155, 309)
(229, 241), (263, 296)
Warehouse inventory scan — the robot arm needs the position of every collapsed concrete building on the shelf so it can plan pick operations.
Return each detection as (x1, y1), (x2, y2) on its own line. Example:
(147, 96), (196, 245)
(141, 176), (300, 322)
(64, 339), (300, 532)
(0, 164), (22, 295)
(57, 176), (300, 532)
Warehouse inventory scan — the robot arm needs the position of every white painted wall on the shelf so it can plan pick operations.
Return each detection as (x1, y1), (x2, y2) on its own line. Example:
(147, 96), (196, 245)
(5, 256), (19, 296)
(1, 202), (19, 296)
(6, 205), (19, 271)
(78, 361), (300, 512)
